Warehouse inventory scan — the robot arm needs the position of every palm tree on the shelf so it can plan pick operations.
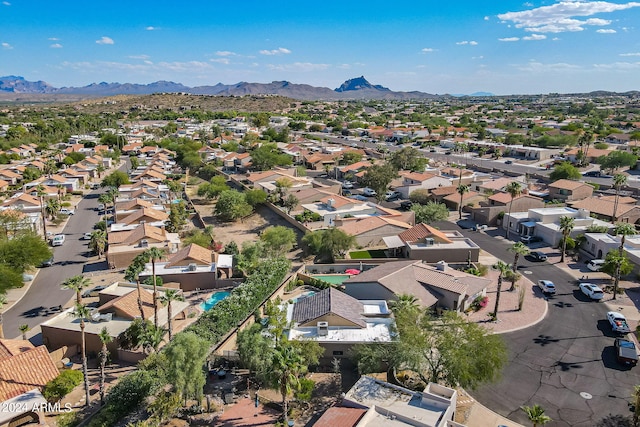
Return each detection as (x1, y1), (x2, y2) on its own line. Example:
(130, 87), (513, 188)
(35, 185), (48, 239)
(98, 327), (113, 405)
(95, 163), (105, 179)
(125, 255), (147, 321)
(89, 230), (107, 258)
(159, 289), (185, 341)
(456, 184), (469, 219)
(492, 260), (510, 321)
(559, 216), (575, 263)
(71, 303), (92, 406)
(45, 198), (60, 221)
(271, 344), (304, 425)
(0, 293), (6, 339)
(18, 324), (30, 341)
(508, 242), (529, 291)
(612, 173), (627, 222)
(141, 247), (167, 328)
(142, 325), (165, 354)
(389, 293), (420, 315)
(612, 223), (637, 300)
(521, 404), (552, 427)
(504, 181), (523, 239)
(62, 275), (92, 305)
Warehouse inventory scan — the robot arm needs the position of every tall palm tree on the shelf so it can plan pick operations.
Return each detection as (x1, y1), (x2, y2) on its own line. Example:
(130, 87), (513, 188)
(62, 275), (92, 305)
(492, 261), (510, 321)
(504, 181), (523, 239)
(0, 293), (6, 339)
(141, 247), (167, 328)
(89, 230), (107, 258)
(271, 344), (304, 425)
(45, 198), (60, 221)
(456, 184), (469, 219)
(18, 324), (30, 341)
(612, 222), (637, 300)
(159, 289), (185, 341)
(612, 173), (627, 222)
(98, 327), (113, 405)
(125, 255), (147, 321)
(508, 242), (529, 291)
(35, 185), (48, 239)
(559, 216), (575, 263)
(95, 163), (105, 179)
(521, 404), (552, 427)
(71, 303), (92, 406)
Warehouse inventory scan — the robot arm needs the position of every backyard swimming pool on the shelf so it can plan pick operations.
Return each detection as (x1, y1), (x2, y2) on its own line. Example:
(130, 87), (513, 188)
(199, 291), (231, 311)
(311, 274), (352, 285)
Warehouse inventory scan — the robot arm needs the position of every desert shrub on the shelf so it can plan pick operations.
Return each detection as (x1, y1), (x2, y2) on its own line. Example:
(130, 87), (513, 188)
(295, 378), (315, 402)
(43, 369), (84, 402)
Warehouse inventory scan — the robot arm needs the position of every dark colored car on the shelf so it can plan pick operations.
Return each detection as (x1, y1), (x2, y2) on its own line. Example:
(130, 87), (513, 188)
(40, 256), (54, 267)
(583, 170), (602, 177)
(400, 201), (413, 210)
(521, 235), (542, 244)
(82, 285), (107, 298)
(528, 251), (547, 262)
(615, 338), (639, 366)
(504, 160), (513, 164)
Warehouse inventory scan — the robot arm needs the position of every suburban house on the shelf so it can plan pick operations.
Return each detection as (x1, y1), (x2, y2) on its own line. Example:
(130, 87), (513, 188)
(41, 283), (189, 359)
(0, 169), (21, 185)
(301, 194), (379, 227)
(0, 339), (60, 427)
(115, 199), (164, 221)
(116, 207), (169, 228)
(547, 179), (594, 202)
(138, 243), (234, 291)
(442, 190), (484, 213)
(569, 196), (640, 224)
(335, 215), (413, 247)
(394, 171), (452, 199)
(430, 186), (458, 203)
(382, 223), (480, 263)
(339, 376), (463, 427)
(504, 206), (612, 247)
(342, 260), (490, 312)
(285, 288), (394, 359)
(472, 192), (545, 226)
(581, 233), (640, 274)
(0, 192), (41, 213)
(107, 223), (180, 269)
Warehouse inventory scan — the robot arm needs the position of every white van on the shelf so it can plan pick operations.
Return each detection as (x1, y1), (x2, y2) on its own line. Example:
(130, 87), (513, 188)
(587, 259), (605, 272)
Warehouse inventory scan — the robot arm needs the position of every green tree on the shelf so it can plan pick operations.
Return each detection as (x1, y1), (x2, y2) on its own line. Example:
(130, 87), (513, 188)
(101, 170), (130, 188)
(492, 260), (510, 320)
(521, 404), (552, 427)
(271, 344), (304, 424)
(250, 143), (292, 170)
(408, 189), (431, 205)
(611, 223), (637, 300)
(411, 201), (449, 224)
(89, 230), (107, 258)
(612, 173), (627, 221)
(504, 181), (523, 239)
(283, 194), (299, 214)
(61, 275), (91, 305)
(260, 226), (297, 256)
(245, 188), (268, 207)
(164, 332), (209, 405)
(342, 151), (363, 165)
(236, 323), (274, 375)
(45, 198), (61, 220)
(159, 289), (185, 341)
(549, 162), (581, 181)
(597, 151), (638, 174)
(302, 228), (355, 261)
(456, 184), (469, 219)
(98, 327), (113, 405)
(70, 303), (92, 406)
(601, 250), (633, 297)
(388, 293), (420, 314)
(166, 201), (188, 233)
(214, 190), (253, 221)
(124, 254), (147, 321)
(0, 232), (51, 274)
(140, 247), (166, 328)
(559, 216), (575, 263)
(508, 242), (529, 291)
(361, 163), (398, 202)
(18, 323), (30, 341)
(196, 175), (229, 199)
(388, 147), (427, 172)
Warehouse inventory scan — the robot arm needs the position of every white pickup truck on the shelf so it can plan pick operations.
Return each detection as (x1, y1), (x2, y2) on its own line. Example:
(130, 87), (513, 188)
(607, 311), (631, 334)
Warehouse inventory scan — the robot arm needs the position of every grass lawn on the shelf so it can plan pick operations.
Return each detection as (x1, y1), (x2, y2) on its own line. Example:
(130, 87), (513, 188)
(350, 249), (387, 259)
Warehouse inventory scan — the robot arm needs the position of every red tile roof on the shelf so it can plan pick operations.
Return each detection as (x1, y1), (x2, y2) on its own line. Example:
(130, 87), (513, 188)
(313, 407), (366, 427)
(0, 344), (59, 401)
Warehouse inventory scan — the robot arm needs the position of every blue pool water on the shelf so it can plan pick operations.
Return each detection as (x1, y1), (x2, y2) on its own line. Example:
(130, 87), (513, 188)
(199, 291), (231, 311)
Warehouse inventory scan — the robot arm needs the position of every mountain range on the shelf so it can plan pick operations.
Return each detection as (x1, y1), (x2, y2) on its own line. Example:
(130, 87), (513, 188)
(0, 75), (453, 100)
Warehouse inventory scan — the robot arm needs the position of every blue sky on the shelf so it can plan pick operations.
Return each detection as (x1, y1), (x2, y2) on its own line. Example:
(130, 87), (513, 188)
(1, 0), (640, 95)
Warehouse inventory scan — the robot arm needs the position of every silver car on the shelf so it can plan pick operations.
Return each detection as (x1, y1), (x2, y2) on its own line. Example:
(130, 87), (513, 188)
(537, 280), (556, 295)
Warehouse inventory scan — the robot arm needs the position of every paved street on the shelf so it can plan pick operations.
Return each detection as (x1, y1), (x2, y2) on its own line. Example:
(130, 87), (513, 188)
(3, 190), (105, 339)
(438, 221), (640, 426)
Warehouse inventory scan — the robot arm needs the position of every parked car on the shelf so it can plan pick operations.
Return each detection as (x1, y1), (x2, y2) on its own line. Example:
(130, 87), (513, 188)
(400, 200), (413, 210)
(82, 232), (93, 240)
(82, 285), (107, 298)
(444, 151), (452, 155)
(607, 311), (631, 334)
(504, 160), (513, 164)
(385, 190), (401, 201)
(97, 203), (105, 211)
(615, 337), (638, 366)
(39, 256), (54, 267)
(579, 282), (604, 301)
(51, 234), (65, 247)
(587, 259), (605, 272)
(521, 235), (542, 244)
(341, 181), (354, 189)
(362, 188), (377, 197)
(537, 280), (556, 294)
(528, 251), (547, 262)
(583, 170), (602, 177)
(59, 208), (75, 216)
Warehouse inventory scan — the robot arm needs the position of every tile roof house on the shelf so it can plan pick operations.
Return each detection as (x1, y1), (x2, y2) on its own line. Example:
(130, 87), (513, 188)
(335, 215), (413, 247)
(312, 407), (366, 427)
(569, 197), (640, 223)
(0, 192), (41, 213)
(548, 179), (594, 202)
(118, 207), (169, 226)
(107, 224), (180, 269)
(342, 260), (490, 312)
(0, 169), (21, 185)
(394, 171), (452, 199)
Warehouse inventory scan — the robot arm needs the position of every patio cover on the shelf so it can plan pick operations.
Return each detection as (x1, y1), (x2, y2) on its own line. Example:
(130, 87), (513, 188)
(383, 235), (404, 249)
(521, 221), (537, 228)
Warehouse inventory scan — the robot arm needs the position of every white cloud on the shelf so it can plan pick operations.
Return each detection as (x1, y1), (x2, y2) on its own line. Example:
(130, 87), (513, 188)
(2, 1), (10, 5)
(259, 47), (291, 55)
(456, 40), (478, 45)
(499, 37), (520, 42)
(210, 58), (230, 65)
(1, 42), (12, 49)
(145, 26), (157, 31)
(620, 52), (640, 56)
(523, 33), (547, 40)
(48, 37), (59, 41)
(469, 41), (478, 45)
(421, 48), (436, 53)
(484, 16), (489, 21)
(593, 61), (640, 70)
(597, 28), (616, 33)
(472, 56), (484, 60)
(498, 1), (640, 33)
(128, 54), (150, 60)
(516, 60), (582, 73)
(50, 43), (63, 48)
(96, 36), (114, 45)
(266, 62), (329, 72)
(216, 51), (237, 56)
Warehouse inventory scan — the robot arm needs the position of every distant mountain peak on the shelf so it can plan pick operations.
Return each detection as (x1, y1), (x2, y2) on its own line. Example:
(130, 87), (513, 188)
(335, 76), (390, 92)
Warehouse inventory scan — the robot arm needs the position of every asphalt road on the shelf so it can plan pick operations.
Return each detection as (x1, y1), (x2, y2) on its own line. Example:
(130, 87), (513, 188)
(3, 190), (105, 339)
(437, 221), (640, 426)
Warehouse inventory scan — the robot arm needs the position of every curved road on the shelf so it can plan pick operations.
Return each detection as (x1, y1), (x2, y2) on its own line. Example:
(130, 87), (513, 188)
(439, 222), (640, 426)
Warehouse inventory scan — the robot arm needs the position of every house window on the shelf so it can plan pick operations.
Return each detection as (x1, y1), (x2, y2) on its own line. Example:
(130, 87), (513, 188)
(453, 300), (458, 310)
(332, 351), (343, 356)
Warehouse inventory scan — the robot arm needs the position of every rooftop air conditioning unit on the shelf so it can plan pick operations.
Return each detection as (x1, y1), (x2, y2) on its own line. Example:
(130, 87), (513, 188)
(317, 321), (329, 336)
(140, 239), (149, 248)
(425, 238), (435, 246)
(187, 263), (197, 271)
